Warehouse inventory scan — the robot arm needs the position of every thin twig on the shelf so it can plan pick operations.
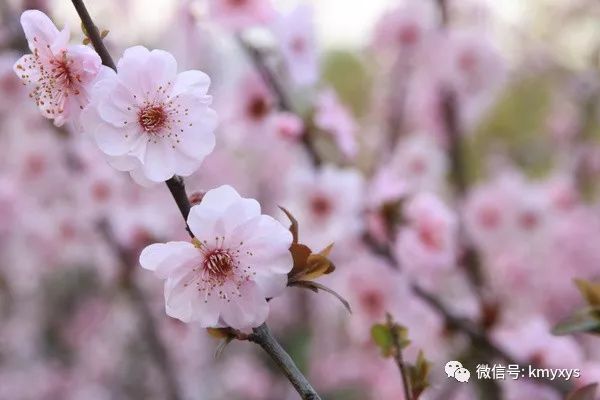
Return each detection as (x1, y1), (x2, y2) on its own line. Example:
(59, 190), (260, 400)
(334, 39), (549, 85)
(249, 323), (322, 400)
(387, 315), (413, 400)
(236, 36), (322, 167)
(71, 3), (323, 399)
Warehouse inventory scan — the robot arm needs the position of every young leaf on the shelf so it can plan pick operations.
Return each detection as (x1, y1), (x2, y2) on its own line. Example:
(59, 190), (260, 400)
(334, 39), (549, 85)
(371, 324), (394, 357)
(279, 206), (299, 244)
(575, 280), (600, 307)
(553, 307), (600, 336)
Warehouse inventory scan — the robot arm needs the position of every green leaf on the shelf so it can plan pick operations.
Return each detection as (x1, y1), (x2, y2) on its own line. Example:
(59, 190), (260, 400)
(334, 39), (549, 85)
(408, 350), (432, 399)
(371, 324), (394, 357)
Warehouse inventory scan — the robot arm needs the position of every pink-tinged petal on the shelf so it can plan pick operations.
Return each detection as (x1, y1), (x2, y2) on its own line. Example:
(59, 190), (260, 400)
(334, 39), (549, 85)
(116, 46), (153, 97)
(146, 49), (178, 86)
(13, 54), (41, 85)
(20, 10), (61, 52)
(219, 281), (269, 330)
(172, 70), (211, 97)
(232, 215), (293, 274)
(97, 83), (138, 128)
(164, 278), (194, 322)
(139, 241), (198, 279)
(67, 45), (102, 81)
(81, 104), (139, 156)
(106, 154), (139, 172)
(187, 185), (243, 237)
(142, 140), (176, 182)
(253, 270), (288, 299)
(172, 151), (203, 177)
(129, 167), (158, 187)
(173, 99), (217, 160)
(164, 275), (221, 325)
(221, 199), (261, 233)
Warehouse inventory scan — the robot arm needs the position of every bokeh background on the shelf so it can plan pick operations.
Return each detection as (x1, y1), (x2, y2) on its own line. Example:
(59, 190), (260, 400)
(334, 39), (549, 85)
(1, 0), (600, 399)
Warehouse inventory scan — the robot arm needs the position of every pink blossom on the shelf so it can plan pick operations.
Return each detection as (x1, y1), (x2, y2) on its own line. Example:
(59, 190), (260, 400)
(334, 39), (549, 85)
(314, 89), (358, 159)
(385, 133), (448, 197)
(372, 1), (435, 61)
(271, 111), (304, 140)
(395, 192), (458, 280)
(492, 317), (585, 370)
(13, 10), (103, 127)
(209, 0), (275, 31)
(140, 185), (293, 330)
(284, 164), (364, 250)
(81, 46), (218, 185)
(272, 4), (318, 87)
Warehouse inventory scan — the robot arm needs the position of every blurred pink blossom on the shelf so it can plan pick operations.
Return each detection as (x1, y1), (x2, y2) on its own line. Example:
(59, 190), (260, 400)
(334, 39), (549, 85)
(272, 4), (318, 87)
(314, 89), (358, 159)
(209, 0), (275, 31)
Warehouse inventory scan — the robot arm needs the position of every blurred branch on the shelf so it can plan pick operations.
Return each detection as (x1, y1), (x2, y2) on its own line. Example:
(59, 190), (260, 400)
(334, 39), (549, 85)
(387, 315), (413, 400)
(236, 36), (322, 168)
(98, 220), (183, 400)
(248, 323), (322, 400)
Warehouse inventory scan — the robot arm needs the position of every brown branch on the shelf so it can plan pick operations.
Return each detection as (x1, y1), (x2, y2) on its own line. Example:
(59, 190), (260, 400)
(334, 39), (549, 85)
(387, 315), (413, 400)
(71, 2), (323, 399)
(236, 36), (322, 168)
(248, 323), (322, 400)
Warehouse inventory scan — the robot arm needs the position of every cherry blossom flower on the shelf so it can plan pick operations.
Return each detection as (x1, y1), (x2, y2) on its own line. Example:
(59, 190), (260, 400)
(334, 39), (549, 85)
(13, 10), (103, 127)
(272, 4), (318, 87)
(81, 46), (218, 185)
(284, 164), (364, 249)
(372, 1), (435, 61)
(140, 185), (293, 330)
(209, 0), (275, 31)
(395, 192), (458, 282)
(314, 89), (358, 159)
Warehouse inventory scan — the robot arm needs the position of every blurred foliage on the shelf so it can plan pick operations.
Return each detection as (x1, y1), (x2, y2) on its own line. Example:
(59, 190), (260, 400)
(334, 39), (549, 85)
(469, 75), (555, 182)
(554, 279), (600, 336)
(41, 267), (100, 365)
(321, 50), (372, 117)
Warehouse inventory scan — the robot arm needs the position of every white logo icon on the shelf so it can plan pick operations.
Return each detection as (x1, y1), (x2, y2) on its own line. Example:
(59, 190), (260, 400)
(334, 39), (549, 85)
(445, 361), (470, 383)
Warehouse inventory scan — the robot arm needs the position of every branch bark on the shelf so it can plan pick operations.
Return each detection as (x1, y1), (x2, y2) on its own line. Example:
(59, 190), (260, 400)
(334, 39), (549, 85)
(249, 323), (322, 400)
(71, 3), (323, 399)
(237, 36), (321, 168)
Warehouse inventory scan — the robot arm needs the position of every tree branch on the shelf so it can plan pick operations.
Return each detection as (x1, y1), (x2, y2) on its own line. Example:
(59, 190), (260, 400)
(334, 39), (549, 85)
(71, 3), (323, 399)
(236, 36), (322, 168)
(249, 323), (322, 400)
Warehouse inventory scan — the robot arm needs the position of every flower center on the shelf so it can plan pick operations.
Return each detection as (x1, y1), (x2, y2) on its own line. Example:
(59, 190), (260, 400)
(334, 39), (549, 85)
(203, 249), (234, 279)
(310, 195), (332, 218)
(139, 105), (168, 133)
(49, 52), (81, 93)
(247, 95), (270, 121)
(228, 0), (246, 7)
(398, 24), (419, 46)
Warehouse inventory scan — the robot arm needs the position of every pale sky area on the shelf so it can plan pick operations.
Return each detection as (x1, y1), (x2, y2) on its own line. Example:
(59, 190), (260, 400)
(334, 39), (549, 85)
(47, 0), (527, 48)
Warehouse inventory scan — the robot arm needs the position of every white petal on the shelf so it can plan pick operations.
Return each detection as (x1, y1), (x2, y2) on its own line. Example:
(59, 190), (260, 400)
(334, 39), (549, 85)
(219, 281), (269, 330)
(142, 139), (176, 182)
(172, 70), (211, 97)
(139, 241), (197, 279)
